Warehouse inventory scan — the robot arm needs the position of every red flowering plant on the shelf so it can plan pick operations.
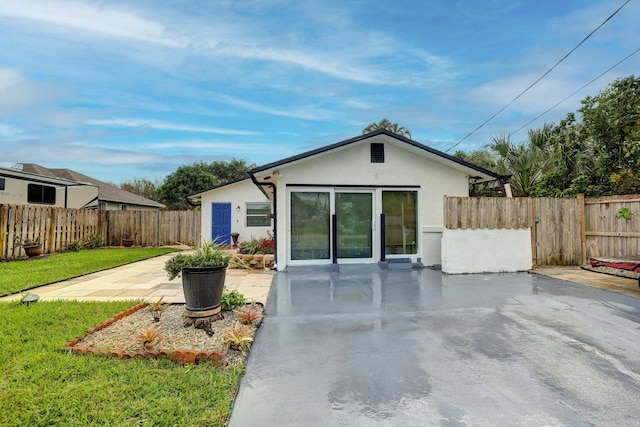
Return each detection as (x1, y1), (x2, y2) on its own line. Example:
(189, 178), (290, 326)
(258, 232), (275, 254)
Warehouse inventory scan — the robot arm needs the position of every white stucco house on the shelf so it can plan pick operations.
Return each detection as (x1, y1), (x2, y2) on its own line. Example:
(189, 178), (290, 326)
(191, 130), (504, 271)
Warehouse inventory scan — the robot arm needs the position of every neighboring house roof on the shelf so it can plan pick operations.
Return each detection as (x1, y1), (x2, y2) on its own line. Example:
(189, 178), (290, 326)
(251, 129), (503, 183)
(20, 164), (165, 208)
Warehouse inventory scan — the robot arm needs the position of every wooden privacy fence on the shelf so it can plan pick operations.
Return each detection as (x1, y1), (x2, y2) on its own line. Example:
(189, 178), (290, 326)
(445, 194), (640, 266)
(0, 204), (201, 260)
(585, 195), (640, 259)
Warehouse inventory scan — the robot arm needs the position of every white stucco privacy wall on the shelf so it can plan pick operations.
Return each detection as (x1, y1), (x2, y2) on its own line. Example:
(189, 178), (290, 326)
(441, 228), (532, 274)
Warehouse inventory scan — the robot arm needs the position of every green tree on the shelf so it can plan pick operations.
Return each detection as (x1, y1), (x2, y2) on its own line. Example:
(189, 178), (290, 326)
(363, 118), (412, 138)
(532, 76), (640, 197)
(119, 178), (161, 201)
(158, 163), (217, 210)
(206, 159), (255, 184)
(488, 129), (553, 197)
(580, 75), (640, 194)
(454, 149), (502, 196)
(531, 114), (603, 197)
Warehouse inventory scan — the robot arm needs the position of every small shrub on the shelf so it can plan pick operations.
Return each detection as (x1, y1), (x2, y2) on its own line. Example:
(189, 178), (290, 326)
(238, 238), (260, 255)
(84, 234), (104, 249)
(233, 306), (263, 325)
(258, 231), (274, 254)
(64, 240), (84, 252)
(149, 297), (169, 322)
(220, 289), (245, 311)
(136, 328), (162, 349)
(223, 322), (253, 354)
(14, 235), (41, 248)
(164, 241), (231, 280)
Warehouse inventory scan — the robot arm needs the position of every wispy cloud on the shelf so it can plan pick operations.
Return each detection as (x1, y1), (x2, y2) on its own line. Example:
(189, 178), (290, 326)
(208, 92), (334, 121)
(0, 0), (186, 47)
(0, 123), (30, 140)
(85, 118), (263, 136)
(0, 68), (63, 114)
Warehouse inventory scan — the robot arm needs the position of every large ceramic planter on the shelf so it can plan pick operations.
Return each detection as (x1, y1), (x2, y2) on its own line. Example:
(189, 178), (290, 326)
(24, 244), (43, 258)
(122, 238), (134, 247)
(181, 265), (227, 313)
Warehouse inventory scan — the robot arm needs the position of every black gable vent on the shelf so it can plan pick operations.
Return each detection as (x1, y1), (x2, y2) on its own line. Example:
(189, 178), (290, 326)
(371, 143), (385, 163)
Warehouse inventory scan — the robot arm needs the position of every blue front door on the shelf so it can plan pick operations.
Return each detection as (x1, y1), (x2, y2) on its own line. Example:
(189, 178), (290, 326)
(212, 203), (232, 244)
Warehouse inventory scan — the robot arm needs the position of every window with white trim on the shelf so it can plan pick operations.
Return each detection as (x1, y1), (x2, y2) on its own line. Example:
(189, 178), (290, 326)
(246, 202), (271, 226)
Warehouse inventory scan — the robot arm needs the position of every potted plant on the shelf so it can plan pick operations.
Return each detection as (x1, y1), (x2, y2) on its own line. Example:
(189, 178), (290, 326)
(230, 231), (240, 248)
(164, 241), (231, 315)
(122, 230), (136, 247)
(15, 235), (43, 258)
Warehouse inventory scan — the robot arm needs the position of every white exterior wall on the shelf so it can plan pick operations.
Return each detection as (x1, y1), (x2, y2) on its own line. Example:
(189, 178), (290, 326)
(199, 180), (272, 244)
(441, 228), (533, 274)
(0, 174), (98, 209)
(269, 134), (470, 269)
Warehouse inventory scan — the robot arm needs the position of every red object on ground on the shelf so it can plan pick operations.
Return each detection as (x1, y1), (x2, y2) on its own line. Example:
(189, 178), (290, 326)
(589, 257), (640, 272)
(589, 257), (640, 287)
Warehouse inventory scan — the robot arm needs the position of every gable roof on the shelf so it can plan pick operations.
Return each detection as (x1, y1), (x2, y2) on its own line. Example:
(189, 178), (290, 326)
(20, 164), (165, 208)
(250, 129), (503, 183)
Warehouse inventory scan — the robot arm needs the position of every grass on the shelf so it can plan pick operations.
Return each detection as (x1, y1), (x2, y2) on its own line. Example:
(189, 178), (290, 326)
(0, 247), (178, 296)
(0, 300), (243, 426)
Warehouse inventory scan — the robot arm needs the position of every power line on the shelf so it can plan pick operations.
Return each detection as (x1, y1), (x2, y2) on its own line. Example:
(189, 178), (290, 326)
(510, 46), (640, 136)
(444, 0), (631, 153)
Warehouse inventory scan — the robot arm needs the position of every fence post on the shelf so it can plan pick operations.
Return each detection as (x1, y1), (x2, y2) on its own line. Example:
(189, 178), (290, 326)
(0, 205), (7, 259)
(578, 193), (586, 265)
(47, 208), (56, 255)
(530, 197), (537, 268)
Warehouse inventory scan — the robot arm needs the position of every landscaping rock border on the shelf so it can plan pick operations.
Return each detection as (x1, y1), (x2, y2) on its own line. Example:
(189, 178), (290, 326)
(64, 301), (263, 365)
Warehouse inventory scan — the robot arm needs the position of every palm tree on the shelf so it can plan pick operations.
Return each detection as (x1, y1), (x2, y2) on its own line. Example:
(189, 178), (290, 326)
(363, 118), (412, 138)
(489, 132), (551, 197)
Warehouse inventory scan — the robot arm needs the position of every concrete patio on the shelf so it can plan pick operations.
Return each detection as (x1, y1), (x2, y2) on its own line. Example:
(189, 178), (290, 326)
(229, 265), (640, 426)
(0, 252), (274, 304)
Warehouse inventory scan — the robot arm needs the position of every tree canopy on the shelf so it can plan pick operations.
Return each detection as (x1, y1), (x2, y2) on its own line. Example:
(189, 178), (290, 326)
(157, 158), (256, 210)
(457, 75), (640, 197)
(363, 118), (412, 138)
(119, 178), (161, 202)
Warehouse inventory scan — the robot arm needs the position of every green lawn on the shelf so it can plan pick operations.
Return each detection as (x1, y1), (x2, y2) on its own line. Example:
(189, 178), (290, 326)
(0, 247), (178, 296)
(0, 300), (242, 426)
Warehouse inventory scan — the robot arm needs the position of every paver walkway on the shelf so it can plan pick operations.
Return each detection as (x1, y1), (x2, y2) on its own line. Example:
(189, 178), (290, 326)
(0, 252), (274, 304)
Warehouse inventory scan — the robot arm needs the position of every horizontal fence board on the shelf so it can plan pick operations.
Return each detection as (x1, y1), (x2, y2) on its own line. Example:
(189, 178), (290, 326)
(0, 204), (201, 260)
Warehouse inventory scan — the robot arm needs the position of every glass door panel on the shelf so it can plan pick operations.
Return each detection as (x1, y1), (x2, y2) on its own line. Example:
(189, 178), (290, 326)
(336, 192), (372, 259)
(382, 191), (417, 255)
(291, 192), (330, 260)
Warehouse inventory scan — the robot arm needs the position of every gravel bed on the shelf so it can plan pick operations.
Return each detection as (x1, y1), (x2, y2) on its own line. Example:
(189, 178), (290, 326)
(582, 264), (640, 281)
(80, 304), (262, 365)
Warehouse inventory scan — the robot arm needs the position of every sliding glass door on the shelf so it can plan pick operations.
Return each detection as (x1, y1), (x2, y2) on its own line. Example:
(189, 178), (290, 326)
(290, 192), (330, 260)
(382, 191), (417, 255)
(336, 192), (373, 259)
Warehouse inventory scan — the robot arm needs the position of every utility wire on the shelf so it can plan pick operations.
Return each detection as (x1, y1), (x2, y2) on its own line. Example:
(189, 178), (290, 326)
(510, 46), (640, 136)
(444, 0), (631, 153)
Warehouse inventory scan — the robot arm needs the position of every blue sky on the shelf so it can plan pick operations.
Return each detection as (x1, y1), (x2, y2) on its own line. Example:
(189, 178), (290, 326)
(1, 0), (638, 184)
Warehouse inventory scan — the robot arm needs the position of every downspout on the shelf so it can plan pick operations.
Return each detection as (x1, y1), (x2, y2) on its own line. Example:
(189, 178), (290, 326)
(249, 173), (277, 268)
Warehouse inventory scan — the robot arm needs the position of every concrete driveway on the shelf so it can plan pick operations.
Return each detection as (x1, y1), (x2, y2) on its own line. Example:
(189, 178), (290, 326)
(229, 265), (640, 426)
